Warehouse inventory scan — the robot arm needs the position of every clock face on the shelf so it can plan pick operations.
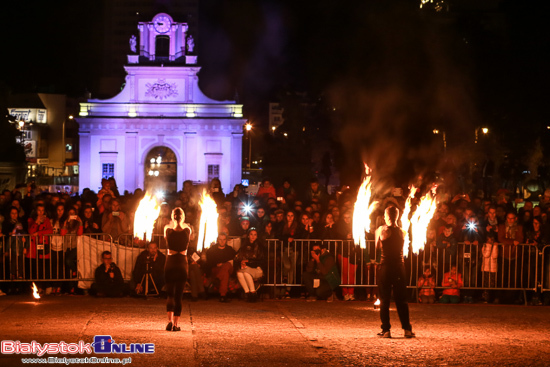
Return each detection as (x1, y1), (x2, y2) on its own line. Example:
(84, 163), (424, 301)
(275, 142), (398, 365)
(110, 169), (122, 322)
(153, 15), (171, 33)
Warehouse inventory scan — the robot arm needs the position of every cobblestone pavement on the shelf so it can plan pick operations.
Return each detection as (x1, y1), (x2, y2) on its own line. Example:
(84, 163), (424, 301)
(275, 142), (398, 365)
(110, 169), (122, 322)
(1, 294), (549, 366)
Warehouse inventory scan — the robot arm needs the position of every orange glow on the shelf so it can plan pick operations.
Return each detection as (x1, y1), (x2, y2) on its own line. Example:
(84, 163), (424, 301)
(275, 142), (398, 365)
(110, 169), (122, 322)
(32, 282), (40, 299)
(401, 186), (418, 258)
(409, 187), (438, 255)
(133, 193), (161, 242)
(197, 190), (219, 252)
(352, 163), (378, 249)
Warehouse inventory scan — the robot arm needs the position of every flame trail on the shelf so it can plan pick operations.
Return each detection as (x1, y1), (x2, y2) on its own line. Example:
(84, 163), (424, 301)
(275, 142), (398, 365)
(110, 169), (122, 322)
(32, 282), (40, 299)
(401, 186), (418, 258)
(353, 163), (379, 249)
(409, 187), (438, 255)
(197, 190), (219, 252)
(134, 193), (161, 242)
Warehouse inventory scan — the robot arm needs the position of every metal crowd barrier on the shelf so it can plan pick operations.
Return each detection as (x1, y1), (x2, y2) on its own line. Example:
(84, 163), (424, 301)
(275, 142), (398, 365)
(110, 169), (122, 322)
(542, 245), (550, 293)
(0, 234), (546, 299)
(264, 239), (541, 293)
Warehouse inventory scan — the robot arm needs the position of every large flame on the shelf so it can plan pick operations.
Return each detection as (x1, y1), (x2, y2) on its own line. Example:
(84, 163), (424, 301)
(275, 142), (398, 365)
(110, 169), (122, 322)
(401, 186), (418, 258)
(32, 282), (40, 299)
(196, 190), (219, 252)
(402, 186), (437, 257)
(133, 193), (161, 242)
(409, 187), (437, 255)
(352, 163), (378, 249)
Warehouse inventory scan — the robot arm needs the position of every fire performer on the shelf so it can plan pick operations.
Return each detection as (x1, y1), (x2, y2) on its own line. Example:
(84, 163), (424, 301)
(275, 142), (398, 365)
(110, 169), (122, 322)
(164, 207), (191, 332)
(375, 206), (415, 338)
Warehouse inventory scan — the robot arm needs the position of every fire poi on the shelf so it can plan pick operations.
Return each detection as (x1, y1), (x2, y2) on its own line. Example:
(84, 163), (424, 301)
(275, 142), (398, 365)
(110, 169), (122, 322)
(352, 163), (379, 248)
(352, 164), (438, 257)
(196, 190), (218, 252)
(134, 192), (161, 243)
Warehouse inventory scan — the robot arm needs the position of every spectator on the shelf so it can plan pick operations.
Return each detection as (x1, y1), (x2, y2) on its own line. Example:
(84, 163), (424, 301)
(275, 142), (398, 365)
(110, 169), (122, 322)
(295, 213), (314, 239)
(204, 233), (236, 302)
(26, 203), (53, 291)
(321, 212), (338, 240)
(1, 207), (26, 281)
(418, 266), (436, 304)
(50, 203), (67, 294)
(305, 178), (328, 208)
(335, 210), (359, 301)
(82, 206), (101, 234)
(256, 178), (277, 202)
(437, 224), (457, 271)
(251, 206), (269, 233)
(208, 178), (225, 206)
(440, 265), (463, 304)
(102, 199), (130, 243)
(235, 229), (265, 302)
(276, 178), (296, 203)
(497, 211), (523, 303)
(132, 242), (166, 296)
(303, 243), (340, 302)
(91, 251), (126, 297)
(481, 233), (499, 303)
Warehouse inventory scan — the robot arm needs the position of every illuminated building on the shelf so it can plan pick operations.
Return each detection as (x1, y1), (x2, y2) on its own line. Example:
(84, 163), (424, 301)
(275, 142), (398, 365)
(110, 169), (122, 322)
(77, 13), (244, 194)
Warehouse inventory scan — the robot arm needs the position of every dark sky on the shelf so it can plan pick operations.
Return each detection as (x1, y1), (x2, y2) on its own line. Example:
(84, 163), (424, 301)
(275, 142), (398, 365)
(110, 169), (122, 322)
(2, 0), (550, 174)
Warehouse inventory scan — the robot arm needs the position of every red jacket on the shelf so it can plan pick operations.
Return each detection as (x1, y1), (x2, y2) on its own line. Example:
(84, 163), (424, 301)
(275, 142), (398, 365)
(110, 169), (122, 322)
(442, 272), (463, 296)
(27, 217), (53, 259)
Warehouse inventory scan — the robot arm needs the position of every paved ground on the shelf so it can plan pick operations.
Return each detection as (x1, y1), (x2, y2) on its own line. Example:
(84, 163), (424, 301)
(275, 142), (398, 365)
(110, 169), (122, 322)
(1, 293), (549, 366)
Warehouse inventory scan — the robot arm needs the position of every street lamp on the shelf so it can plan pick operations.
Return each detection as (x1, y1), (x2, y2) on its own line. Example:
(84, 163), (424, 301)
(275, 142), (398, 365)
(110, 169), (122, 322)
(62, 115), (74, 175)
(475, 127), (489, 144)
(245, 123), (252, 168)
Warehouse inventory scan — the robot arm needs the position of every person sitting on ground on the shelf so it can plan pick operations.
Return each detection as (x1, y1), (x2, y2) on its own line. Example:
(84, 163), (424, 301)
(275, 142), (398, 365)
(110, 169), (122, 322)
(132, 242), (166, 295)
(235, 229), (265, 302)
(440, 265), (463, 304)
(205, 233), (236, 302)
(418, 266), (436, 304)
(303, 243), (340, 302)
(91, 251), (126, 297)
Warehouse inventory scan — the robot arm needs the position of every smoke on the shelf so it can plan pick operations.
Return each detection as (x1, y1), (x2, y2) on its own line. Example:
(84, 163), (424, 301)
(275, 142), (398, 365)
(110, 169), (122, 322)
(328, 5), (479, 191)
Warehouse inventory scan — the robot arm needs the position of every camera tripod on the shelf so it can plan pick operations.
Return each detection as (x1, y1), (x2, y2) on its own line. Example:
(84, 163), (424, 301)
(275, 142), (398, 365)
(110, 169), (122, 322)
(140, 263), (159, 297)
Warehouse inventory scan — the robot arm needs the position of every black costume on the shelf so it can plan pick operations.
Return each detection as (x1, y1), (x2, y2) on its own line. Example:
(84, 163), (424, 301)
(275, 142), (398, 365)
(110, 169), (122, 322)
(165, 228), (190, 316)
(377, 225), (412, 332)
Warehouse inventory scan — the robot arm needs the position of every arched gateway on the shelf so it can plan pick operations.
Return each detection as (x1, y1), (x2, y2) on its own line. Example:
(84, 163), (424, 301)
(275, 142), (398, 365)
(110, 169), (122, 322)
(77, 13), (244, 194)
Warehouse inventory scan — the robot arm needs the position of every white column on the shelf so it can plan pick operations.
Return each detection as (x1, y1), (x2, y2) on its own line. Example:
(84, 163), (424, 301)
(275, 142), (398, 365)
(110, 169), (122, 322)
(184, 132), (197, 181)
(231, 132), (243, 189)
(125, 131), (138, 193)
(78, 131), (91, 194)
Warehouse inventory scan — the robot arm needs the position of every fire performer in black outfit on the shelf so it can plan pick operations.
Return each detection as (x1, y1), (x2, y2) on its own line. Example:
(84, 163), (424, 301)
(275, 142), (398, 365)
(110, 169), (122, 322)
(376, 206), (415, 338)
(164, 208), (191, 332)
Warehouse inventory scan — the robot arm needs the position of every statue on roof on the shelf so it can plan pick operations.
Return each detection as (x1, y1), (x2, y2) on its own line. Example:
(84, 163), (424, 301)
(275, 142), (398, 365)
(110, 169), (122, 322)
(129, 35), (137, 53)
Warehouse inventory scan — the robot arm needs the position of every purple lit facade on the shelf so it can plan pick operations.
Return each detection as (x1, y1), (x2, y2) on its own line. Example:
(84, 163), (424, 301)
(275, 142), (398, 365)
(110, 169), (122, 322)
(77, 13), (244, 194)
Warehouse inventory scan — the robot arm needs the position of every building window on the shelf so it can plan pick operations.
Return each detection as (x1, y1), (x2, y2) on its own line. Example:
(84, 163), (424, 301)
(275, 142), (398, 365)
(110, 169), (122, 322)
(102, 163), (115, 179)
(208, 164), (220, 182)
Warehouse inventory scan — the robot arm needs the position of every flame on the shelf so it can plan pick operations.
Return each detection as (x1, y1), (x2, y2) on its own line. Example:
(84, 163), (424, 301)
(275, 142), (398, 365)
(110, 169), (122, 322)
(374, 298), (380, 306)
(409, 187), (437, 255)
(352, 163), (379, 249)
(401, 186), (418, 258)
(196, 190), (219, 252)
(32, 282), (40, 299)
(133, 192), (161, 242)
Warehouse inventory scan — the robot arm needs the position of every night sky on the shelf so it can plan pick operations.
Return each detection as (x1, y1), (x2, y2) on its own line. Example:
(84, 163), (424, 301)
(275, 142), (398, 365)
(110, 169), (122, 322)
(2, 0), (550, 186)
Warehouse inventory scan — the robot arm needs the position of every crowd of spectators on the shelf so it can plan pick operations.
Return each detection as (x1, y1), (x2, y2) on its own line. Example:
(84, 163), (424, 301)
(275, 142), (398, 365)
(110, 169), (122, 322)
(0, 175), (549, 305)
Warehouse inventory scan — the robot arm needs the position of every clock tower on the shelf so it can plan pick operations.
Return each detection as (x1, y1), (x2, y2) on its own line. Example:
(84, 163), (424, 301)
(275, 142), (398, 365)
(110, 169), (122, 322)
(78, 13), (244, 195)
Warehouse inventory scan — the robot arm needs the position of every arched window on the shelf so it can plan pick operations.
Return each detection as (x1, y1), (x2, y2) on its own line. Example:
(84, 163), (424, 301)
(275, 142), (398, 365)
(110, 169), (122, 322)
(155, 35), (170, 58)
